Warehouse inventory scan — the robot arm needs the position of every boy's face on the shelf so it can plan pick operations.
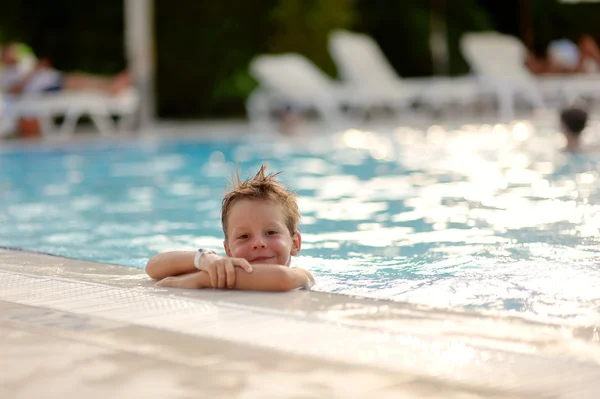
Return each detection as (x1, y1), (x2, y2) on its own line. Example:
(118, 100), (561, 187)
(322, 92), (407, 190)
(223, 199), (301, 266)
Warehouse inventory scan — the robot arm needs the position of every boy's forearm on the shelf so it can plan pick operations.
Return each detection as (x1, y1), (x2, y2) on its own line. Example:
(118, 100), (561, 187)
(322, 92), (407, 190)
(231, 265), (309, 292)
(146, 251), (196, 280)
(152, 260), (313, 292)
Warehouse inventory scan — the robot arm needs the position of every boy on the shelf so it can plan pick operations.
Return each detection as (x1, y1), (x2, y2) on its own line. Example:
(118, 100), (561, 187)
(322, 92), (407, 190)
(560, 107), (588, 152)
(146, 165), (315, 292)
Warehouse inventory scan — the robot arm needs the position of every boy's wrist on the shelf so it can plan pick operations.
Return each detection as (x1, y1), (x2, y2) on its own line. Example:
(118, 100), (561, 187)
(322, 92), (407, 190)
(195, 270), (212, 288)
(193, 249), (217, 270)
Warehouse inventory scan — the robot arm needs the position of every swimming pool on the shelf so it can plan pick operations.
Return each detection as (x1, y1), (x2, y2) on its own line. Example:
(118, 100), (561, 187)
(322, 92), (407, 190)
(1, 122), (599, 323)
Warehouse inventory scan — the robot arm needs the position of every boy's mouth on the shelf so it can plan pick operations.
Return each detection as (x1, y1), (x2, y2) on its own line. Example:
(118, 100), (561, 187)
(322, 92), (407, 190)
(250, 256), (274, 263)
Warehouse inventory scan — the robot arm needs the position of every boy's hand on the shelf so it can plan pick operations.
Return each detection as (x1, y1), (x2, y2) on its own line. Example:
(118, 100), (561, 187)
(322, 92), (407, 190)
(198, 253), (253, 289)
(156, 273), (203, 289)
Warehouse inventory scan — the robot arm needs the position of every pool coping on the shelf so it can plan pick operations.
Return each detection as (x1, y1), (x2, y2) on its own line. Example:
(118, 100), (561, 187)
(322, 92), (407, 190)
(2, 248), (600, 398)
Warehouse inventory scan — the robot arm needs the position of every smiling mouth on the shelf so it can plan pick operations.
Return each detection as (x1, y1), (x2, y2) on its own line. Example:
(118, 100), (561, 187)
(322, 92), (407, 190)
(250, 256), (274, 263)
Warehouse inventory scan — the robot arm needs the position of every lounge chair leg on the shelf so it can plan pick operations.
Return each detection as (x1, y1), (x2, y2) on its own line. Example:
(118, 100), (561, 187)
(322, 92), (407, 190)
(246, 90), (272, 130)
(90, 112), (116, 136)
(117, 114), (136, 133)
(59, 110), (80, 137)
(38, 113), (59, 137)
(497, 84), (515, 121)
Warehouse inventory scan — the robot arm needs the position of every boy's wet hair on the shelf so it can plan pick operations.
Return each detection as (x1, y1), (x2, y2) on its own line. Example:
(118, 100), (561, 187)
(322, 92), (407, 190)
(221, 164), (300, 240)
(560, 107), (588, 136)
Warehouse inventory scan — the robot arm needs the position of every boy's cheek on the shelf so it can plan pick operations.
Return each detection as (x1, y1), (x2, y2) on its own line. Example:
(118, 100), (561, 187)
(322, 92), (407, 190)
(230, 245), (248, 257)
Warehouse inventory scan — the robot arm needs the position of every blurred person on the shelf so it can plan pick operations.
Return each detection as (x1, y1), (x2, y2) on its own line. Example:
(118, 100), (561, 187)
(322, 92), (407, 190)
(531, 35), (600, 75)
(576, 34), (600, 74)
(278, 104), (300, 134)
(547, 39), (580, 72)
(526, 46), (558, 75)
(1, 45), (130, 137)
(559, 107), (590, 152)
(145, 165), (315, 292)
(0, 43), (29, 137)
(7, 53), (130, 96)
(0, 43), (28, 92)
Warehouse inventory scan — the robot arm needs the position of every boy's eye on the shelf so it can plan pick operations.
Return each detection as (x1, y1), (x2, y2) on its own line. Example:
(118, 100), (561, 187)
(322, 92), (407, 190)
(267, 230), (278, 235)
(238, 234), (249, 239)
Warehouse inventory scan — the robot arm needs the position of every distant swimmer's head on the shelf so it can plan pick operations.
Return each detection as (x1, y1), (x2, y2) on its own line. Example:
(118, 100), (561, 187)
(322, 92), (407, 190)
(560, 107), (589, 152)
(560, 107), (588, 137)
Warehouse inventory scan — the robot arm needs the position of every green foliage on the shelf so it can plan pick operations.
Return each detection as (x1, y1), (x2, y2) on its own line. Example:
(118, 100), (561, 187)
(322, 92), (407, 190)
(268, 0), (355, 76)
(445, 0), (496, 75)
(0, 1), (26, 43)
(355, 0), (495, 77)
(155, 0), (355, 117)
(154, 0), (277, 117)
(355, 0), (433, 77)
(0, 0), (125, 74)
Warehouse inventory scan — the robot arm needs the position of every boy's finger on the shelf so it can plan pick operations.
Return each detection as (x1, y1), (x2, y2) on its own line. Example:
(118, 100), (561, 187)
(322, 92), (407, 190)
(208, 269), (218, 288)
(225, 262), (236, 288)
(236, 258), (253, 272)
(216, 264), (226, 288)
(155, 277), (173, 287)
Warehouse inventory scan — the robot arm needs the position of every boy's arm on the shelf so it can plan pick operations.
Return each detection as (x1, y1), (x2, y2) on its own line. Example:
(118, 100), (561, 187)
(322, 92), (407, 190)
(156, 265), (315, 292)
(145, 251), (197, 280)
(231, 265), (314, 291)
(290, 267), (315, 290)
(146, 251), (253, 287)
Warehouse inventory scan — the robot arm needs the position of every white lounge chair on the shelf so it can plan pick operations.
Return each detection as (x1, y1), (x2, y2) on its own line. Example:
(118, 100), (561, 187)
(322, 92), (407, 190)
(247, 53), (376, 125)
(7, 88), (139, 137)
(460, 32), (545, 119)
(536, 73), (600, 106)
(328, 29), (482, 114)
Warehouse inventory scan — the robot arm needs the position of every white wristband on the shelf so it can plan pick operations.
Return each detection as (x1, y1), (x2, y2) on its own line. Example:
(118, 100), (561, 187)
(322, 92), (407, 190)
(194, 249), (216, 270)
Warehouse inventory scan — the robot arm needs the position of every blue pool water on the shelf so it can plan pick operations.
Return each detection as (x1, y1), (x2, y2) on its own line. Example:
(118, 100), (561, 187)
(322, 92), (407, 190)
(1, 124), (600, 322)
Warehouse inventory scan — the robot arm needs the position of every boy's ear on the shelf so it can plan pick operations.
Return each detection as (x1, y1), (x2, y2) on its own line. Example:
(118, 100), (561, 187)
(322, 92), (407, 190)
(223, 240), (232, 257)
(291, 231), (302, 256)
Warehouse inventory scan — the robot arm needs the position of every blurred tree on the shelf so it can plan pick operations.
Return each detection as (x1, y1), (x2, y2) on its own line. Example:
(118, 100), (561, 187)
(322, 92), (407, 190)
(154, 0), (277, 117)
(0, 1), (26, 43)
(354, 0), (494, 77)
(155, 0), (355, 118)
(0, 0), (125, 73)
(354, 0), (433, 77)
(444, 0), (495, 75)
(268, 0), (355, 76)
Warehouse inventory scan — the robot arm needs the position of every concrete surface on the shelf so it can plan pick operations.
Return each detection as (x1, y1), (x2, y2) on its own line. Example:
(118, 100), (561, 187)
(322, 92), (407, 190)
(1, 249), (600, 398)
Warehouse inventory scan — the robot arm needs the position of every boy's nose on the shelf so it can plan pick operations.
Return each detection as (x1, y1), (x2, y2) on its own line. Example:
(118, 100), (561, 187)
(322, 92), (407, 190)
(252, 238), (266, 249)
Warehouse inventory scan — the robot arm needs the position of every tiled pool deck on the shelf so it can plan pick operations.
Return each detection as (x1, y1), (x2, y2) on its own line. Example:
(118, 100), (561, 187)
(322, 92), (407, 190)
(1, 248), (600, 398)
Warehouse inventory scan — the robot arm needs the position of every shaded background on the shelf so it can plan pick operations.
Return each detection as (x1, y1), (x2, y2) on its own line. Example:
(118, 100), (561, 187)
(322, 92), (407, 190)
(0, 0), (599, 119)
